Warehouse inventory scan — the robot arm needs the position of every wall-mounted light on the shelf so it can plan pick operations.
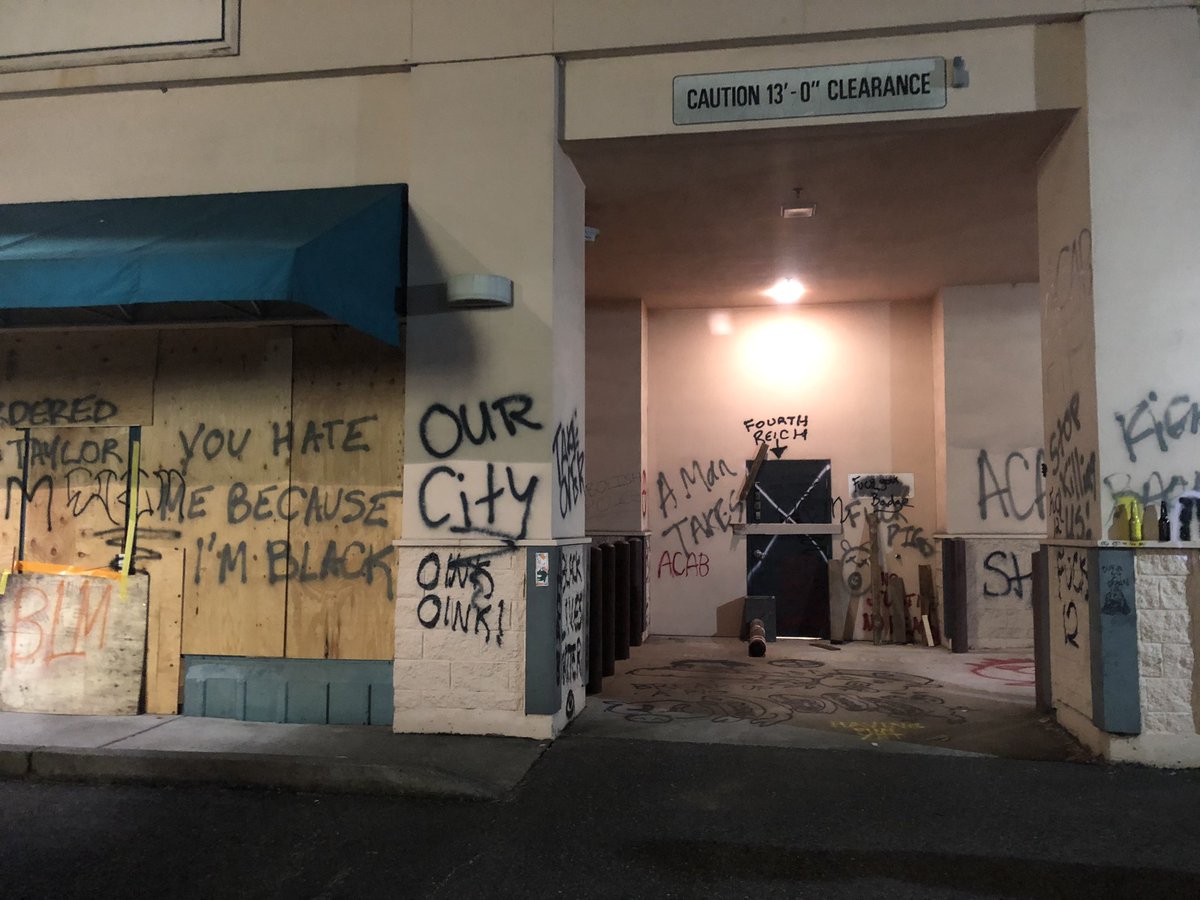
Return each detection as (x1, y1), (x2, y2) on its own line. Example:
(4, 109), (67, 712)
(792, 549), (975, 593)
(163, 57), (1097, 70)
(446, 274), (514, 309)
(764, 278), (806, 304)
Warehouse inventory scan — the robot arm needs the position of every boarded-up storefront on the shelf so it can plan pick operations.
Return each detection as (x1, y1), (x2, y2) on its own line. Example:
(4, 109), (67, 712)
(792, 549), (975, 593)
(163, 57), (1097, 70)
(0, 326), (403, 719)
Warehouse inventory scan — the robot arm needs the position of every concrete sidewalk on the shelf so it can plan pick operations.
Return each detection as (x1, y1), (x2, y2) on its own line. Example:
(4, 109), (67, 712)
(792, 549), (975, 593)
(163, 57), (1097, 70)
(0, 712), (547, 800)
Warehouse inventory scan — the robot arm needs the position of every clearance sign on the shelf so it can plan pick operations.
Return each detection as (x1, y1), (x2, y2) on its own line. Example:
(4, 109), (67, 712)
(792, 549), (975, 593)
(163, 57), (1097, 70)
(673, 57), (946, 125)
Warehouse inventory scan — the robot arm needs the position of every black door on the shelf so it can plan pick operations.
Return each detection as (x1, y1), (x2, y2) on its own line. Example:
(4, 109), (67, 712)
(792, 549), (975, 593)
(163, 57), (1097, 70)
(745, 459), (832, 638)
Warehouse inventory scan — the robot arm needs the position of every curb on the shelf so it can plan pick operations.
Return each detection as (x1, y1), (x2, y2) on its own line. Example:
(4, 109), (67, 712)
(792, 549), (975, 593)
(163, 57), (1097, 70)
(0, 745), (34, 777)
(3, 746), (509, 801)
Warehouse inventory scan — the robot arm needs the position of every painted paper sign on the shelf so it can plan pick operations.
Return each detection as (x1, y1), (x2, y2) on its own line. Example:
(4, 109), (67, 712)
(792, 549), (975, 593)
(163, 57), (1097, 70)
(848, 473), (915, 501)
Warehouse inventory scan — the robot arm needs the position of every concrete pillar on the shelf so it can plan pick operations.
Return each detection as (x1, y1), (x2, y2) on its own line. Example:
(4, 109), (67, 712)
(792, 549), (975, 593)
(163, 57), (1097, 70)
(584, 299), (648, 533)
(1036, 8), (1200, 763)
(395, 56), (587, 738)
(931, 284), (1044, 650)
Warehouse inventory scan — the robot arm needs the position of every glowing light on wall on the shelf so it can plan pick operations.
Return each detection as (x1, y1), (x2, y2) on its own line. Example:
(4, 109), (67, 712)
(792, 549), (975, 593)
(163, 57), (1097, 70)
(708, 312), (734, 335)
(764, 278), (806, 304)
(736, 314), (831, 387)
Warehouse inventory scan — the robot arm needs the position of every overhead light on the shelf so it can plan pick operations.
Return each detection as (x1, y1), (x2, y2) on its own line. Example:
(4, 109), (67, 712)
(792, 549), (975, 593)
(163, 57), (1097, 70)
(764, 278), (806, 304)
(781, 204), (816, 218)
(584, 226), (600, 242)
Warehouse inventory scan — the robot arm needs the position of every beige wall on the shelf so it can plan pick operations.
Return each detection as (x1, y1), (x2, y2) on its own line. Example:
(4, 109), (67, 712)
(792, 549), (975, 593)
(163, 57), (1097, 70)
(0, 0), (1177, 95)
(932, 293), (949, 532)
(401, 55), (583, 546)
(551, 145), (588, 538)
(565, 25), (1047, 141)
(646, 300), (936, 637)
(0, 1), (410, 93)
(585, 299), (647, 533)
(0, 73), (409, 203)
(1086, 9), (1200, 525)
(1038, 105), (1097, 719)
(1035, 7), (1200, 732)
(940, 284), (1045, 535)
(553, 1), (1181, 55)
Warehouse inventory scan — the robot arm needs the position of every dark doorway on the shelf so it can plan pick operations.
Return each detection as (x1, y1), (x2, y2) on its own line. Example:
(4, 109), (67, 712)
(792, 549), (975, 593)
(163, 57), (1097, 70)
(745, 459), (832, 638)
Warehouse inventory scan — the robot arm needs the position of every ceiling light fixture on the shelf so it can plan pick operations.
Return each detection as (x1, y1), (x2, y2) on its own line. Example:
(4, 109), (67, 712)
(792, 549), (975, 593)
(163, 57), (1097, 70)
(782, 186), (816, 218)
(781, 203), (816, 218)
(764, 278), (806, 304)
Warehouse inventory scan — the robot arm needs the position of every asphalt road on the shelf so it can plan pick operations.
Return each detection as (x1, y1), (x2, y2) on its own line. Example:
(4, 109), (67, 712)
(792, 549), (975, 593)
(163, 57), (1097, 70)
(4, 734), (1200, 899)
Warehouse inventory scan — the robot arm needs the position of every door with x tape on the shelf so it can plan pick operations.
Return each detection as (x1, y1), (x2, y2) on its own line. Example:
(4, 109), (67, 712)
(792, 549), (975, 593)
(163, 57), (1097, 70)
(745, 459), (832, 638)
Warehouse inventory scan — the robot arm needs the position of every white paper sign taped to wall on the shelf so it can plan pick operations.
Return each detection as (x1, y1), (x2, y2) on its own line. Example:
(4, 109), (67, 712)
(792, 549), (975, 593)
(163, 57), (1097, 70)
(848, 473), (915, 501)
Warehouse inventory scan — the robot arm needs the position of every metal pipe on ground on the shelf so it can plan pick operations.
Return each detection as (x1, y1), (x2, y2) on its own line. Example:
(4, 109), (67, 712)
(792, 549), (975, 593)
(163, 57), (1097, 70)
(748, 619), (767, 657)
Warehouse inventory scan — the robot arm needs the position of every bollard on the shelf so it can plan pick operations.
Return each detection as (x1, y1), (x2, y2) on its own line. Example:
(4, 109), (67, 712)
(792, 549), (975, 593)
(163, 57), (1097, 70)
(628, 536), (645, 647)
(587, 545), (604, 694)
(614, 540), (631, 661)
(601, 543), (616, 677)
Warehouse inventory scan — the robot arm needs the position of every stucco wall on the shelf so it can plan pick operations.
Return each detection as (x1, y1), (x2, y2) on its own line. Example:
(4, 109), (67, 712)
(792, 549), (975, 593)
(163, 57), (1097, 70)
(0, 73), (409, 203)
(0, 1), (1172, 96)
(585, 300), (647, 533)
(940, 284), (1045, 536)
(646, 300), (936, 637)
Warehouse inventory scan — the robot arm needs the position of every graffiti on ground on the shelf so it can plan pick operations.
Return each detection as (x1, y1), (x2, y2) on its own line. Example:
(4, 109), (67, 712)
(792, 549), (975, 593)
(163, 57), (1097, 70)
(602, 658), (966, 727)
(967, 658), (1036, 687)
(831, 720), (924, 742)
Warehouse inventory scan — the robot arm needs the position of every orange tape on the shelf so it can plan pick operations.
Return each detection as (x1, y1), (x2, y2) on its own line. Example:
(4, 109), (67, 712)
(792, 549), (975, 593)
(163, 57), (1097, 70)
(13, 561), (123, 581)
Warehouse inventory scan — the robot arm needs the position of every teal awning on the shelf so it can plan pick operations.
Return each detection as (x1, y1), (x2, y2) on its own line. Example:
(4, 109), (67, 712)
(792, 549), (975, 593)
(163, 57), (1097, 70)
(0, 184), (406, 345)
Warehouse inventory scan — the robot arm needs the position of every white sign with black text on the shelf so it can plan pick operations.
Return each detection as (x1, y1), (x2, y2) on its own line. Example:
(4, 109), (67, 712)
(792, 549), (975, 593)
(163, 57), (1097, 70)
(674, 57), (946, 126)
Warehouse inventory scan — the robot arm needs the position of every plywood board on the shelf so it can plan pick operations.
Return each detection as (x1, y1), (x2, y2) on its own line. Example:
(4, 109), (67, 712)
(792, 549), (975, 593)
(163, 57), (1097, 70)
(143, 546), (185, 714)
(22, 426), (131, 572)
(0, 572), (149, 714)
(0, 331), (157, 428)
(141, 328), (292, 657)
(284, 327), (404, 659)
(0, 427), (25, 569)
(887, 575), (908, 645)
(827, 559), (851, 642)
